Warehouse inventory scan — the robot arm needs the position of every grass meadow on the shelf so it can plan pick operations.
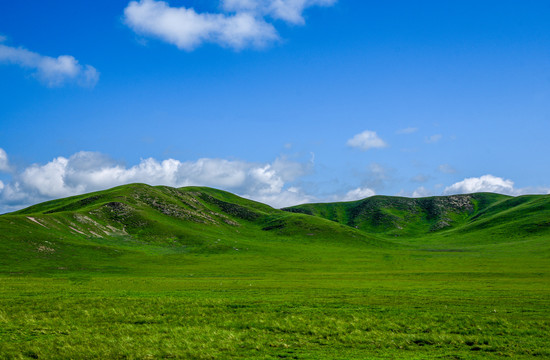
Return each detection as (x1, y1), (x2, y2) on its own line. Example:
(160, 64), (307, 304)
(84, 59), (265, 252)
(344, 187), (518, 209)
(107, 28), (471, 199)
(1, 235), (549, 359)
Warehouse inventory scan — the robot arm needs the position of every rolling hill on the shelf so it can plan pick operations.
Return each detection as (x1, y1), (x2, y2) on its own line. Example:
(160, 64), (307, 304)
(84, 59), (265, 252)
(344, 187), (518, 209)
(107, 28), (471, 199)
(0, 183), (383, 274)
(283, 192), (550, 243)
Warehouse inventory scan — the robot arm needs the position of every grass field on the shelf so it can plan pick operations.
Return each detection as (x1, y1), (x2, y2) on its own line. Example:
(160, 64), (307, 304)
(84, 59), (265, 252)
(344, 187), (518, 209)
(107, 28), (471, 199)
(0, 184), (549, 359)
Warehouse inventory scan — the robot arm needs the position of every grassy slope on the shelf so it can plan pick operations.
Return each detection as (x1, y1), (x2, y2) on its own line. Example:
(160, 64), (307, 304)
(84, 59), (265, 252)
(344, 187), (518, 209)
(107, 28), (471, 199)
(0, 184), (386, 274)
(283, 193), (550, 244)
(282, 193), (508, 234)
(0, 185), (549, 359)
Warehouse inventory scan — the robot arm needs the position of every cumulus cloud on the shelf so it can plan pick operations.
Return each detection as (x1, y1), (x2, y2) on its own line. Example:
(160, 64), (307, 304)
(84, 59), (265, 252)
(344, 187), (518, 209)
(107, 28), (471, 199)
(272, 155), (312, 182)
(0, 148), (9, 172)
(0, 151), (315, 212)
(444, 175), (516, 195)
(347, 130), (387, 151)
(412, 186), (431, 198)
(0, 40), (99, 87)
(339, 187), (375, 202)
(400, 175), (550, 200)
(222, 0), (337, 25)
(444, 174), (549, 197)
(246, 186), (316, 208)
(123, 0), (336, 50)
(124, 0), (278, 50)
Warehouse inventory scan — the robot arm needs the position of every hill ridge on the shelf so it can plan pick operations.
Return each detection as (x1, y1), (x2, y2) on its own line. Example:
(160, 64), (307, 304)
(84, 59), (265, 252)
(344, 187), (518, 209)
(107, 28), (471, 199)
(1, 184), (392, 274)
(283, 191), (550, 239)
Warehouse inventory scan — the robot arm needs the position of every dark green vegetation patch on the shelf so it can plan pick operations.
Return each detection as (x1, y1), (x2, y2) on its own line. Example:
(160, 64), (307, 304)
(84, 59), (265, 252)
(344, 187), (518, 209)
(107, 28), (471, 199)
(1, 184), (549, 359)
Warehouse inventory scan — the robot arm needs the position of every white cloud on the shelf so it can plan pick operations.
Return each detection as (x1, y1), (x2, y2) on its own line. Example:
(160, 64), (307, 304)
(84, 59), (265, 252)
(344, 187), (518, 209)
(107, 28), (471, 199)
(444, 175), (550, 197)
(394, 186), (431, 198)
(0, 40), (99, 87)
(347, 130), (387, 151)
(438, 164), (456, 174)
(272, 155), (312, 182)
(0, 148), (9, 172)
(0, 151), (315, 212)
(519, 186), (550, 195)
(124, 0), (279, 50)
(339, 187), (375, 201)
(396, 127), (418, 134)
(398, 176), (550, 199)
(320, 186), (376, 203)
(425, 134), (442, 144)
(222, 0), (337, 25)
(412, 186), (431, 198)
(123, 0), (336, 50)
(444, 175), (516, 195)
(245, 186), (316, 208)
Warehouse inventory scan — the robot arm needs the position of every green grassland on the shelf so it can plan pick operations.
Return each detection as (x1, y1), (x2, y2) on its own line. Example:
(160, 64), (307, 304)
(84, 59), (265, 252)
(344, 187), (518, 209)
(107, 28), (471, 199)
(0, 184), (549, 359)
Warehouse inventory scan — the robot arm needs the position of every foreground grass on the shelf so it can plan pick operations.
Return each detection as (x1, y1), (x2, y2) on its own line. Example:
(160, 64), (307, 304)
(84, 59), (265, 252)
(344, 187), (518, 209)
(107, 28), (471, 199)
(1, 237), (549, 359)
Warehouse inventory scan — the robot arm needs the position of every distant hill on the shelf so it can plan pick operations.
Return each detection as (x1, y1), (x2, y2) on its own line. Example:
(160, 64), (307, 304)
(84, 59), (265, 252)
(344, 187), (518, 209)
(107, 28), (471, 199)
(283, 192), (550, 241)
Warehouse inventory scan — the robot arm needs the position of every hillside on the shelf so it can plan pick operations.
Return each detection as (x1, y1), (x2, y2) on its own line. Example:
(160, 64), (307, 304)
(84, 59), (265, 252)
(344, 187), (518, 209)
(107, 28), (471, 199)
(6, 183), (380, 244)
(283, 192), (550, 241)
(0, 183), (383, 274)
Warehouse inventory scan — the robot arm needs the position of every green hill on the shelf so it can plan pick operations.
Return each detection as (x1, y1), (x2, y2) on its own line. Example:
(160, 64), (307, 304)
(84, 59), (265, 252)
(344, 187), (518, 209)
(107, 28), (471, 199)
(283, 192), (550, 243)
(0, 183), (384, 274)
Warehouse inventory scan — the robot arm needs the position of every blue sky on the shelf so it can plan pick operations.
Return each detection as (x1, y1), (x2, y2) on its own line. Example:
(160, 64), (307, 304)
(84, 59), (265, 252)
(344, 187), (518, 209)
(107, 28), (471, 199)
(1, 0), (549, 212)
